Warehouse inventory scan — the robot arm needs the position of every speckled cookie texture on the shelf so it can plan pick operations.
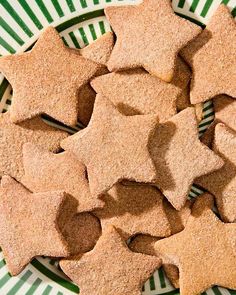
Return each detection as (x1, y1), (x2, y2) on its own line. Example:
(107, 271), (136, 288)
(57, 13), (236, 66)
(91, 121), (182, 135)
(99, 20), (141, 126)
(196, 123), (236, 223)
(181, 5), (236, 104)
(129, 200), (191, 288)
(149, 107), (224, 210)
(61, 94), (158, 197)
(62, 212), (101, 256)
(60, 226), (161, 295)
(21, 143), (103, 213)
(0, 26), (100, 126)
(78, 32), (114, 125)
(0, 176), (70, 276)
(155, 193), (236, 295)
(91, 68), (180, 122)
(93, 183), (171, 239)
(0, 112), (68, 181)
(201, 95), (236, 147)
(105, 0), (201, 82)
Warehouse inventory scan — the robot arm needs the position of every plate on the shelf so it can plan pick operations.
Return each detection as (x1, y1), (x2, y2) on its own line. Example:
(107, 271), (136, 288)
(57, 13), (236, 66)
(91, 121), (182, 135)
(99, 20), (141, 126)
(0, 0), (235, 294)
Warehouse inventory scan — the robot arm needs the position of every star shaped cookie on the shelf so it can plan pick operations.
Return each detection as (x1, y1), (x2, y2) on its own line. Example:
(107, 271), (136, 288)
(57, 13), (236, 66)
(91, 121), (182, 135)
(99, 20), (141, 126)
(0, 176), (69, 275)
(21, 143), (104, 212)
(150, 107), (224, 209)
(0, 26), (100, 126)
(78, 32), (114, 125)
(196, 123), (236, 222)
(181, 5), (236, 104)
(91, 68), (180, 122)
(61, 94), (158, 197)
(155, 194), (236, 295)
(105, 0), (201, 81)
(93, 183), (171, 239)
(60, 226), (161, 295)
(0, 112), (68, 181)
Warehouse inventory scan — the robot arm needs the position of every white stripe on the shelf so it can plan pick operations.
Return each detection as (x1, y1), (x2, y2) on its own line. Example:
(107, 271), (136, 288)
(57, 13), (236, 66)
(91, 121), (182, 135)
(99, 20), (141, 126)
(0, 27), (22, 52)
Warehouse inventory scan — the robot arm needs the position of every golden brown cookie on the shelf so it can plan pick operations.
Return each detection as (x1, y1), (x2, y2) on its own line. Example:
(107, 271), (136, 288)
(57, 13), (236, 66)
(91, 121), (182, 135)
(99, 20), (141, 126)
(93, 184), (170, 239)
(0, 112), (68, 181)
(129, 200), (191, 288)
(22, 143), (104, 212)
(78, 32), (115, 125)
(61, 94), (158, 197)
(0, 176), (70, 275)
(181, 5), (236, 104)
(91, 68), (179, 122)
(0, 27), (100, 126)
(105, 0), (201, 81)
(196, 123), (236, 222)
(60, 226), (161, 295)
(149, 107), (224, 210)
(155, 194), (236, 295)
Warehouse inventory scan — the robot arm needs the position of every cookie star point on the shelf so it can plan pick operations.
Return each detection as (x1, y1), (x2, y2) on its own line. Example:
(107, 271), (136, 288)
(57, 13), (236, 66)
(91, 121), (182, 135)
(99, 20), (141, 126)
(151, 107), (224, 209)
(0, 112), (68, 181)
(105, 0), (201, 81)
(182, 5), (236, 104)
(60, 226), (161, 295)
(21, 143), (104, 213)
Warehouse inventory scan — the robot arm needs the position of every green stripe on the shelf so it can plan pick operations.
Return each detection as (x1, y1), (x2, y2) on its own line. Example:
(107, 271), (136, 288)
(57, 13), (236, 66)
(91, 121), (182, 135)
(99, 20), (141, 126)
(0, 273), (11, 288)
(18, 0), (43, 30)
(42, 285), (53, 295)
(201, 0), (214, 17)
(57, 292), (63, 295)
(89, 24), (97, 40)
(0, 259), (6, 269)
(69, 31), (81, 48)
(232, 7), (236, 17)
(93, 0), (99, 4)
(66, 0), (76, 12)
(51, 0), (64, 17)
(62, 36), (69, 46)
(35, 0), (54, 23)
(0, 78), (9, 101)
(212, 286), (222, 295)
(0, 36), (16, 53)
(203, 104), (213, 112)
(7, 270), (32, 295)
(0, 0), (33, 37)
(178, 0), (186, 8)
(56, 10), (104, 32)
(149, 275), (155, 290)
(190, 0), (200, 13)
(199, 119), (214, 128)
(221, 0), (230, 4)
(31, 259), (79, 293)
(99, 21), (106, 34)
(80, 0), (88, 8)
(229, 290), (236, 295)
(0, 17), (24, 46)
(203, 112), (214, 119)
(25, 278), (42, 295)
(158, 268), (166, 288)
(79, 27), (89, 45)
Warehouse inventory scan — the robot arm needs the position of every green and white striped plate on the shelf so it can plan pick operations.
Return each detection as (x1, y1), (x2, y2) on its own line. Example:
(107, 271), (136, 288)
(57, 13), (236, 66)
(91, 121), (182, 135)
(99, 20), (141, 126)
(0, 0), (235, 294)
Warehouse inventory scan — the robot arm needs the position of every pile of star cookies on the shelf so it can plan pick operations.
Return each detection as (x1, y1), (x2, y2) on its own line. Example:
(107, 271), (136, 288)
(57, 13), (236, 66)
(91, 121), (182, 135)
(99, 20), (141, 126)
(0, 1), (235, 294)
